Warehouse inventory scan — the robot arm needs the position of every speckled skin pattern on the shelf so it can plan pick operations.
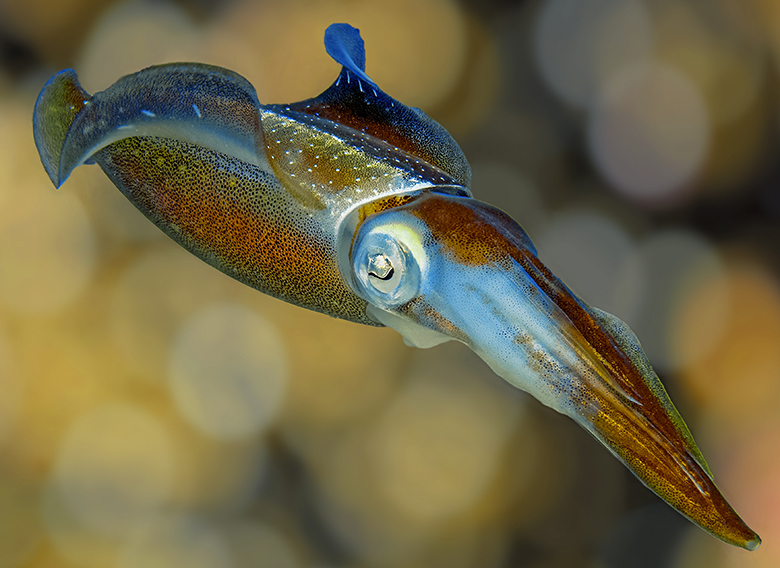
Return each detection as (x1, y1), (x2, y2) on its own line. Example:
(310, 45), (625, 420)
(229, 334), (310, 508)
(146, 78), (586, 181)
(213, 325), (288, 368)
(34, 60), (470, 325)
(32, 23), (759, 550)
(366, 191), (756, 547)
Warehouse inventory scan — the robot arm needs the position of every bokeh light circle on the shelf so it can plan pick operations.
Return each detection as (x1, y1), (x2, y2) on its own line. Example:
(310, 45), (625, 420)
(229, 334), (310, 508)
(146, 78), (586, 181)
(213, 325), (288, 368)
(168, 302), (287, 439)
(677, 261), (780, 422)
(588, 62), (710, 204)
(368, 350), (519, 524)
(51, 403), (174, 538)
(534, 0), (654, 108)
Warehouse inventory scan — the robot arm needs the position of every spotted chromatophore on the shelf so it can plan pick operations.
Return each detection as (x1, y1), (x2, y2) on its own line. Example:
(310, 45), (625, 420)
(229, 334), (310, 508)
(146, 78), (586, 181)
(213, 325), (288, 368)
(33, 23), (760, 550)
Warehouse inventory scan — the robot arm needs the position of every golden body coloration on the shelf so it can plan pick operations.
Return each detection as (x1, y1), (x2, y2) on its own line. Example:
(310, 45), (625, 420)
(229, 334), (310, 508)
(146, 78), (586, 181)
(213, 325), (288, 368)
(33, 23), (760, 550)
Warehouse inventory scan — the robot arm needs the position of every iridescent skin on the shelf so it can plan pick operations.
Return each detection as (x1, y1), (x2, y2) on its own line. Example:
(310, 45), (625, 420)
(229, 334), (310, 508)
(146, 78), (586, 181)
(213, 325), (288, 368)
(33, 23), (760, 550)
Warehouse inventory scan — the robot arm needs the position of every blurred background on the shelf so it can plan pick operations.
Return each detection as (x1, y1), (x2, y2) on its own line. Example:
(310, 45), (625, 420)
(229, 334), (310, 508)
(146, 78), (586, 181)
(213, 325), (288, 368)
(1, 0), (779, 566)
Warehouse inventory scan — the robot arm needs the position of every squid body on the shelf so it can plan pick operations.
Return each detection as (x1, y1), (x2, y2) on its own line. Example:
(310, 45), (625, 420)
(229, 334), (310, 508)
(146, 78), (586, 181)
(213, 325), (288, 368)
(33, 23), (760, 549)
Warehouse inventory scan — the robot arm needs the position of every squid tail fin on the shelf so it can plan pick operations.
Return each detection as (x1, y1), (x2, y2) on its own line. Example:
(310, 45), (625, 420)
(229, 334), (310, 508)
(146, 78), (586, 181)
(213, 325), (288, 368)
(33, 69), (91, 188)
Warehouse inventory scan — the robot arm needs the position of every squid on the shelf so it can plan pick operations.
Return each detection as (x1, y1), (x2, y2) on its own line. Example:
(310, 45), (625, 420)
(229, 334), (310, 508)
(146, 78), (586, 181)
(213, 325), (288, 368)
(33, 23), (760, 549)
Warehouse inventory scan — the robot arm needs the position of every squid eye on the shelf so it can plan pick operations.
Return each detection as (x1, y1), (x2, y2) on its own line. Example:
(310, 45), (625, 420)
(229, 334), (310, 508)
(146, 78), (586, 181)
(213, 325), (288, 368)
(364, 250), (401, 296)
(368, 253), (394, 280)
(351, 224), (423, 308)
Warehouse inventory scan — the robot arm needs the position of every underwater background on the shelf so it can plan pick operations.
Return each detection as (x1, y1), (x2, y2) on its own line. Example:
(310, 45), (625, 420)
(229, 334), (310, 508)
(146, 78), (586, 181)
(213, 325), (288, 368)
(1, 0), (780, 566)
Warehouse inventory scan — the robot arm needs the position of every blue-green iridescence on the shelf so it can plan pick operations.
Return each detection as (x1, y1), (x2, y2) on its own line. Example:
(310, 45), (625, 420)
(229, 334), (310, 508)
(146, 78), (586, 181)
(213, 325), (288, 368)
(32, 21), (760, 551)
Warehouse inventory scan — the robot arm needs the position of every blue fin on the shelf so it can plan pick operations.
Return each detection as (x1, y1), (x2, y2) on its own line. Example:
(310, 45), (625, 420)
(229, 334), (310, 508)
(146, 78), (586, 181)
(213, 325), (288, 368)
(324, 23), (373, 86)
(281, 23), (471, 188)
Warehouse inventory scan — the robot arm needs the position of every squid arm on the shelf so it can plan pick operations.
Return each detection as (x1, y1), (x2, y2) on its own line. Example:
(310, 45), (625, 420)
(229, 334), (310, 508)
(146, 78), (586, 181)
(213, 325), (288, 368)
(33, 22), (760, 550)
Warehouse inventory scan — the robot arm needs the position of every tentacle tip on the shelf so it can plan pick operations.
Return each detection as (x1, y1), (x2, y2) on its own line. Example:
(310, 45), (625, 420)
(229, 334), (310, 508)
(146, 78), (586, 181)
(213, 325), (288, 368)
(717, 518), (761, 551)
(744, 534), (761, 551)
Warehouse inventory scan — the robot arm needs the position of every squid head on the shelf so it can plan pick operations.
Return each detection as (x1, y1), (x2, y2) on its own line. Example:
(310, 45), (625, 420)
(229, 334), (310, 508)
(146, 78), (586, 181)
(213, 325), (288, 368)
(33, 23), (760, 550)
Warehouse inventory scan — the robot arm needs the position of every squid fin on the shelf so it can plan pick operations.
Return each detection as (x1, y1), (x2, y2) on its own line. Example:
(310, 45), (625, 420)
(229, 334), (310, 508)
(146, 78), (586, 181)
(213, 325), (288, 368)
(33, 63), (268, 189)
(33, 69), (90, 187)
(284, 23), (471, 188)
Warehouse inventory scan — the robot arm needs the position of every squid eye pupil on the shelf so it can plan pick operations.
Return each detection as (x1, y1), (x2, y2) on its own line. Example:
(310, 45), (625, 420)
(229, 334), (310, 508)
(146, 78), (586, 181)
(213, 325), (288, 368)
(367, 253), (394, 281)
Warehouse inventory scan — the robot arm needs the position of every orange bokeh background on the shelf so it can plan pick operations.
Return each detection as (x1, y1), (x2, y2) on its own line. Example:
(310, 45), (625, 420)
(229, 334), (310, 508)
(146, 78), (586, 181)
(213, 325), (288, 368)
(1, 0), (779, 566)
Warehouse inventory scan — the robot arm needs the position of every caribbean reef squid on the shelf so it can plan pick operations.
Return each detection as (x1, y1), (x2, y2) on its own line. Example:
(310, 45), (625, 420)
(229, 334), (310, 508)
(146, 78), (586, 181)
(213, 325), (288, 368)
(33, 23), (760, 550)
